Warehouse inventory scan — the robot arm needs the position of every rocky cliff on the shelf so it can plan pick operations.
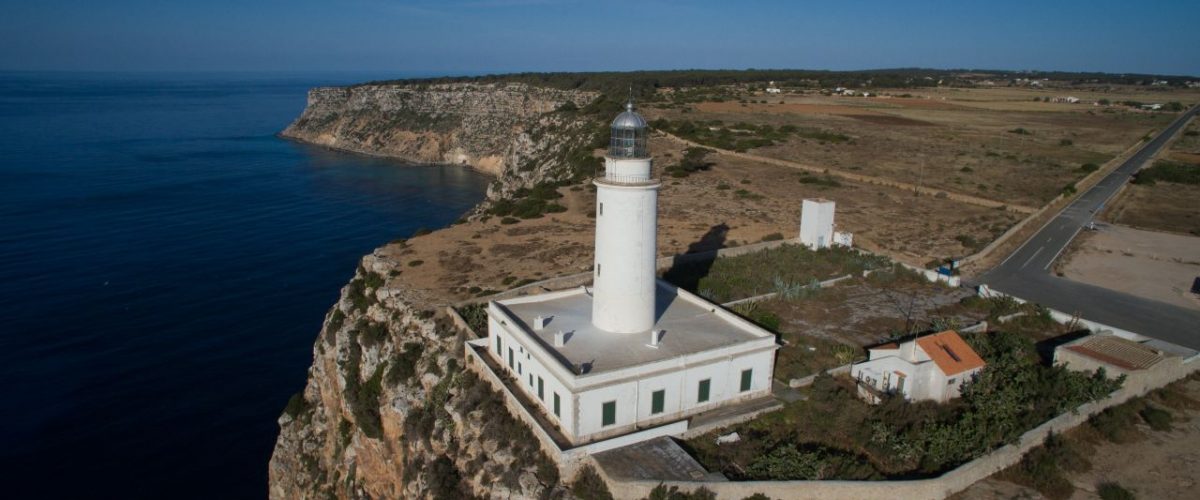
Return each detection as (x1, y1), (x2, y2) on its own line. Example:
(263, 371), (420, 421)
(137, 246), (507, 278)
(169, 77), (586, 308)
(271, 82), (618, 499)
(281, 82), (602, 202)
(269, 253), (566, 499)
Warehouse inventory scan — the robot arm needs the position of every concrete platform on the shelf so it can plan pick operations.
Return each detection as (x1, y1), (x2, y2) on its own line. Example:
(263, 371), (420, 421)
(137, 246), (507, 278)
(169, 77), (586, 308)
(593, 436), (721, 482)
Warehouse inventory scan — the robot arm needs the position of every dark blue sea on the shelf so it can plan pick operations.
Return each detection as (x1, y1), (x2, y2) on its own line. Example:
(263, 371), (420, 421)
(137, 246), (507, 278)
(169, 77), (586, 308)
(0, 73), (489, 499)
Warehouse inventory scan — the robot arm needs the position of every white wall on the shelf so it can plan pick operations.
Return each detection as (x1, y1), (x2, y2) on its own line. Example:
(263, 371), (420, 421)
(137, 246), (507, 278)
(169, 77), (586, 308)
(488, 315), (577, 437)
(572, 349), (775, 441)
(799, 199), (836, 249)
(592, 165), (659, 333)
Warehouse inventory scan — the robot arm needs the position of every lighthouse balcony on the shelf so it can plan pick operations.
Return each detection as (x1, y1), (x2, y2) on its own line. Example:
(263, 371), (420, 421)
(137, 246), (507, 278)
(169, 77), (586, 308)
(594, 174), (660, 187)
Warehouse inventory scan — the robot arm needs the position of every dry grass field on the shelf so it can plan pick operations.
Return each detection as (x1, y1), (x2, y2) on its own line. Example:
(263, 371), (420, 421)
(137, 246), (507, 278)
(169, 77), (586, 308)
(647, 86), (1197, 208)
(1103, 119), (1200, 236)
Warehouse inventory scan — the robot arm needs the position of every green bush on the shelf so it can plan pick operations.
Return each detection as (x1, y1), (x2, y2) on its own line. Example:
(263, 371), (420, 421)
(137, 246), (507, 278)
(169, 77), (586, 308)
(1080, 163), (1100, 173)
(761, 232), (785, 242)
(1139, 405), (1173, 431)
(1097, 482), (1136, 500)
(1059, 138), (1073, 146)
(500, 216), (519, 225)
(283, 392), (310, 419)
(408, 260), (424, 267)
(1132, 160), (1200, 185)
(570, 465), (614, 500)
(386, 342), (426, 386)
(1008, 127), (1032, 135)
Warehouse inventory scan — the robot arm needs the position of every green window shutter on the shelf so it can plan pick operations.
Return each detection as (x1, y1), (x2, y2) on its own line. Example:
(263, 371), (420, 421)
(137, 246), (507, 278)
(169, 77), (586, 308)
(651, 390), (665, 414)
(528, 373), (533, 387)
(508, 348), (513, 368)
(740, 369), (753, 392)
(496, 336), (502, 356)
(602, 401), (616, 427)
(537, 377), (544, 400)
(553, 393), (560, 417)
(518, 362), (522, 375)
(698, 379), (710, 403)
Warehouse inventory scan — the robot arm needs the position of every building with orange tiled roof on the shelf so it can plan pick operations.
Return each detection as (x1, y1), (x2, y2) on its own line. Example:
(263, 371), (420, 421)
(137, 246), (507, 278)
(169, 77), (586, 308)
(850, 330), (986, 404)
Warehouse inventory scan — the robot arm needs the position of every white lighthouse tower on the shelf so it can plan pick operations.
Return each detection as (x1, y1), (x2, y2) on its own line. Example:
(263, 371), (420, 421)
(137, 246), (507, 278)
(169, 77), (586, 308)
(591, 101), (660, 333)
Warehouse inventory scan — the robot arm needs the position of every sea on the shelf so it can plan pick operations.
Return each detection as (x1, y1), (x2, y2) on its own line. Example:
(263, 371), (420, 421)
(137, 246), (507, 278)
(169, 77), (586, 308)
(0, 72), (490, 499)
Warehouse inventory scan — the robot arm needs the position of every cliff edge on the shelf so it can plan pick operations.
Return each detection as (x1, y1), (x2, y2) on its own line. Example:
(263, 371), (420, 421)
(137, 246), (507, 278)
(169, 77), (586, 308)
(280, 82), (602, 202)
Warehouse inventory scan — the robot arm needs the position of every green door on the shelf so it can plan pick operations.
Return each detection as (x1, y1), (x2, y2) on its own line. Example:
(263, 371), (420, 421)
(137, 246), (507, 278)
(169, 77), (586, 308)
(651, 389), (665, 414)
(740, 369), (753, 392)
(698, 379), (711, 403)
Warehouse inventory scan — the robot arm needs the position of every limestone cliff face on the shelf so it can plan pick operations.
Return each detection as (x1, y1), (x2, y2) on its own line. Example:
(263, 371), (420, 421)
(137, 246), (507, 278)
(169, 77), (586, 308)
(280, 82), (600, 201)
(269, 253), (562, 499)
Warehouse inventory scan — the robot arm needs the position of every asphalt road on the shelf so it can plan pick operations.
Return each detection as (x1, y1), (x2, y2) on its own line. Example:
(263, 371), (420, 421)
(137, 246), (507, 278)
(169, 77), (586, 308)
(979, 106), (1200, 351)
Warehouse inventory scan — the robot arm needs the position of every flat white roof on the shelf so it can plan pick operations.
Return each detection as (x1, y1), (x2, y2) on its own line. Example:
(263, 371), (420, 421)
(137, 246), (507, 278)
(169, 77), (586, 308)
(494, 280), (773, 376)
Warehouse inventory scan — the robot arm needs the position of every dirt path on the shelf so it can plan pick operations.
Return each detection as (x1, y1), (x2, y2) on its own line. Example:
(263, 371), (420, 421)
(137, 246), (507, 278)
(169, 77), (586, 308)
(659, 131), (1039, 214)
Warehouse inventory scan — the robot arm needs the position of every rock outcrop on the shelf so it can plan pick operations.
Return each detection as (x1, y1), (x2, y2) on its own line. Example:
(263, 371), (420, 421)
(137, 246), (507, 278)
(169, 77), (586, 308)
(269, 254), (563, 499)
(280, 82), (602, 202)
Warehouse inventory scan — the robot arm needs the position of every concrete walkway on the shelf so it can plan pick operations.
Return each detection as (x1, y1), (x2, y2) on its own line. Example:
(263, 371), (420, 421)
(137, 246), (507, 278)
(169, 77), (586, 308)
(593, 436), (719, 482)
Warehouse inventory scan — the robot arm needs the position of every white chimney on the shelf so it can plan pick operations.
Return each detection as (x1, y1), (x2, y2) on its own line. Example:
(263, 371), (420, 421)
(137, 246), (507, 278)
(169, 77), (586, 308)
(554, 330), (566, 347)
(534, 315), (548, 330)
(649, 330), (662, 348)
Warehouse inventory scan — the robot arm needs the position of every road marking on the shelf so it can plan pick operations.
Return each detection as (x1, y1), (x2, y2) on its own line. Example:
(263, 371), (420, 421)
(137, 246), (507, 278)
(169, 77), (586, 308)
(1021, 246), (1044, 269)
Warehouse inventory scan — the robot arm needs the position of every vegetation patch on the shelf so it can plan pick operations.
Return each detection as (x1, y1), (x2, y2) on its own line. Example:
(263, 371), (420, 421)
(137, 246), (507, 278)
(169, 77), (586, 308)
(663, 244), (889, 303)
(1132, 160), (1200, 185)
(653, 118), (848, 152)
(686, 330), (1121, 481)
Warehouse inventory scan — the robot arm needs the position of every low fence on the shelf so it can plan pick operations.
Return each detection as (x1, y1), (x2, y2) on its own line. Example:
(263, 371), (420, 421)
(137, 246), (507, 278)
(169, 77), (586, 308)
(722, 273), (853, 307)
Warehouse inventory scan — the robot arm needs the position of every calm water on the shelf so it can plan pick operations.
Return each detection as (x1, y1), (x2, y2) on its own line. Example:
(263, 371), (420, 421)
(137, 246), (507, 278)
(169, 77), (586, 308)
(0, 73), (489, 498)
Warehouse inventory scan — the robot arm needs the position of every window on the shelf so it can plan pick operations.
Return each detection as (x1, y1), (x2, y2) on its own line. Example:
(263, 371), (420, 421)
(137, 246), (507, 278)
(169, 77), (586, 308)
(947, 378), (957, 385)
(518, 362), (522, 375)
(597, 263), (601, 276)
(537, 377), (544, 401)
(508, 348), (514, 369)
(599, 202), (604, 216)
(553, 393), (561, 418)
(698, 379), (711, 403)
(896, 375), (906, 395)
(740, 369), (753, 392)
(529, 373), (533, 387)
(496, 336), (503, 356)
(602, 401), (616, 427)
(651, 389), (665, 415)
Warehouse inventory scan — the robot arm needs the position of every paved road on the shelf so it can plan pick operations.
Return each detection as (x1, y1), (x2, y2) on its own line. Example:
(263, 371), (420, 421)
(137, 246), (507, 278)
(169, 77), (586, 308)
(979, 106), (1200, 351)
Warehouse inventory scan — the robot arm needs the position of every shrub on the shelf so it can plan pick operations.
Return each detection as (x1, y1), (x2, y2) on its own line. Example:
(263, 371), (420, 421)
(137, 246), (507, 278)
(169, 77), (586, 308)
(408, 259), (424, 267)
(1139, 405), (1173, 431)
(411, 227), (432, 237)
(569, 465), (613, 500)
(645, 485), (717, 500)
(500, 216), (519, 225)
(960, 166), (973, 173)
(761, 232), (785, 242)
(1097, 482), (1136, 500)
(1080, 163), (1099, 173)
(747, 444), (827, 479)
(1008, 127), (1032, 135)
(1061, 183), (1077, 196)
(283, 392), (310, 419)
(386, 342), (426, 385)
(1059, 138), (1073, 146)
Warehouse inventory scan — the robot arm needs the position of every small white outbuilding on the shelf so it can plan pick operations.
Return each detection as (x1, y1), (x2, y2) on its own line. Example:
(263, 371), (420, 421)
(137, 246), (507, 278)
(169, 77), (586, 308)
(799, 198), (851, 250)
(851, 330), (986, 404)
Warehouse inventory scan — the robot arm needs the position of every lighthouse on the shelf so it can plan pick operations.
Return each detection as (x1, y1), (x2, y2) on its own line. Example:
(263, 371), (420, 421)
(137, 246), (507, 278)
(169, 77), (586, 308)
(591, 101), (660, 333)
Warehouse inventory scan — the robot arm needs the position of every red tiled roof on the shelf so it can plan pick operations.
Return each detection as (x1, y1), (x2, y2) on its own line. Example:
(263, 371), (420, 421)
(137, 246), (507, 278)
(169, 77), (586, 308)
(916, 330), (986, 376)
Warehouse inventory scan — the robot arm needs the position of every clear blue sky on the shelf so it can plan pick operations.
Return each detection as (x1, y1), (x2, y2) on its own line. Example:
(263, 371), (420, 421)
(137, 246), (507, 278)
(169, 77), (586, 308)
(2, 0), (1198, 76)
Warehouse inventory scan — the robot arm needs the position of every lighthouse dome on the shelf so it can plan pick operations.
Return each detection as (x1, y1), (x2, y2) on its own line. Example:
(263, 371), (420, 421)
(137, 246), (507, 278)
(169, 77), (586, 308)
(608, 101), (649, 159)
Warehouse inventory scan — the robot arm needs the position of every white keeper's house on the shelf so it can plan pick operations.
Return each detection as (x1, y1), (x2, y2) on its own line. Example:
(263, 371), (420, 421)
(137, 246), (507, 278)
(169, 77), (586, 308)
(484, 101), (778, 444)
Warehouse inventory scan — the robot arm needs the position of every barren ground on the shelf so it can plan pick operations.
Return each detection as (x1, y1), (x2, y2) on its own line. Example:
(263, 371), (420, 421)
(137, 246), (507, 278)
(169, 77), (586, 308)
(956, 377), (1200, 500)
(1057, 225), (1200, 311)
(648, 86), (1198, 208)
